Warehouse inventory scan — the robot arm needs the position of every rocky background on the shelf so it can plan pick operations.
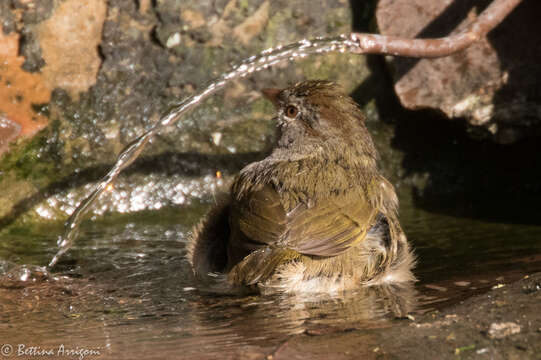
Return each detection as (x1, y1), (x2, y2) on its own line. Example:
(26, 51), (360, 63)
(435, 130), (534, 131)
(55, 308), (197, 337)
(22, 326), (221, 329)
(377, 0), (541, 144)
(0, 0), (540, 230)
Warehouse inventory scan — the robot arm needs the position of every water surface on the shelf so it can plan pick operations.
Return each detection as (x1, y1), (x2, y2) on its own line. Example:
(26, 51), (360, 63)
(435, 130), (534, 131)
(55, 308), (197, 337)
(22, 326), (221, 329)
(1, 191), (540, 359)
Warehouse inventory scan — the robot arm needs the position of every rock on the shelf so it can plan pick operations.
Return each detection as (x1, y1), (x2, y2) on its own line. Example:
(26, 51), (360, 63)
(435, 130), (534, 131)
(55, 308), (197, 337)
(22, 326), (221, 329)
(0, 116), (21, 155)
(376, 0), (541, 144)
(488, 322), (521, 339)
(180, 9), (206, 29)
(137, 0), (152, 14)
(0, 0), (372, 226)
(0, 31), (50, 153)
(233, 1), (270, 45)
(37, 0), (107, 100)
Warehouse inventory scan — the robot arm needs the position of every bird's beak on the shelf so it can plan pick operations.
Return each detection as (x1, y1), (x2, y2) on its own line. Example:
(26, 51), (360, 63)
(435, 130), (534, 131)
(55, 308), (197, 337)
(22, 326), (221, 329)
(262, 88), (281, 107)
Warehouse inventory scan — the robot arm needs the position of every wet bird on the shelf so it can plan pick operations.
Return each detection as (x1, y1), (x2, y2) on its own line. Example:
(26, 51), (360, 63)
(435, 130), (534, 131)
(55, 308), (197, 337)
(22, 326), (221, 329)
(188, 80), (414, 294)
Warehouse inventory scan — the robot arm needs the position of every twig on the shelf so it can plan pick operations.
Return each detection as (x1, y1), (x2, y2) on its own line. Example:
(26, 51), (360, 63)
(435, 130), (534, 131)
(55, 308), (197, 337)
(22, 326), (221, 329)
(347, 0), (522, 58)
(47, 0), (522, 268)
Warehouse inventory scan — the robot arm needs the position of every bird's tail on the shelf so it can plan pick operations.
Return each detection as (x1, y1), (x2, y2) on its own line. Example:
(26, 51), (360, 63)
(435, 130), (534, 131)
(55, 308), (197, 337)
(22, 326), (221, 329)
(228, 247), (301, 286)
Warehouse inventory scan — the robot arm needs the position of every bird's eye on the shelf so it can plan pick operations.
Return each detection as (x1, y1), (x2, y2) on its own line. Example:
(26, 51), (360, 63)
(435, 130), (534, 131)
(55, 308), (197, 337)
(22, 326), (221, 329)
(285, 105), (299, 118)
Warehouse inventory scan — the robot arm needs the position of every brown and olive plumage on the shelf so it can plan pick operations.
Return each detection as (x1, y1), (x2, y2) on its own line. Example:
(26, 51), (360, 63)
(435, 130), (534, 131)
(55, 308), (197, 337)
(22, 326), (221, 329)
(188, 80), (414, 294)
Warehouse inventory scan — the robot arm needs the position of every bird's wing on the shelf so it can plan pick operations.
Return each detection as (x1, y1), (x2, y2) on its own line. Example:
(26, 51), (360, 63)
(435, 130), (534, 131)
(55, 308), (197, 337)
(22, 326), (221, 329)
(229, 184), (287, 250)
(229, 184), (377, 258)
(285, 188), (377, 256)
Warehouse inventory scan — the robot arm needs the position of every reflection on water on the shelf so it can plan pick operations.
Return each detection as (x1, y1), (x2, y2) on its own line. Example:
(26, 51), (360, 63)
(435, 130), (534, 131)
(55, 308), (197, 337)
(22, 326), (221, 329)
(1, 192), (541, 358)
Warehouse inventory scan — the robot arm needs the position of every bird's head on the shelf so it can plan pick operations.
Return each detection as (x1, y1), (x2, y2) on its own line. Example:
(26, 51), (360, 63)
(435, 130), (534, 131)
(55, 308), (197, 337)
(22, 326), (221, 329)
(262, 80), (377, 163)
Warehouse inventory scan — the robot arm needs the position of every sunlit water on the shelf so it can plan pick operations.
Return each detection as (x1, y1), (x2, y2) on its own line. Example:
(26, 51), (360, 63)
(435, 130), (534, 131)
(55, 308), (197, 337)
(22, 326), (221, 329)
(49, 35), (360, 268)
(1, 34), (541, 359)
(1, 190), (541, 359)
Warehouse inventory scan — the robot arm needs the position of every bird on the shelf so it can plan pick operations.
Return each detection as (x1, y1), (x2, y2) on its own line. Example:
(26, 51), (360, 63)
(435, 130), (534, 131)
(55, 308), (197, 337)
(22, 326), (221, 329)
(187, 80), (414, 294)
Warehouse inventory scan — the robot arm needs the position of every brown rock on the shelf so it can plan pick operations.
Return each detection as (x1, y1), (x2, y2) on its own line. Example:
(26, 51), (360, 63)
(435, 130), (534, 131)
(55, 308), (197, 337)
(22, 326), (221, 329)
(138, 0), (151, 14)
(376, 0), (541, 143)
(233, 1), (270, 45)
(0, 116), (21, 155)
(207, 0), (237, 47)
(0, 31), (50, 153)
(181, 9), (206, 29)
(37, 0), (107, 100)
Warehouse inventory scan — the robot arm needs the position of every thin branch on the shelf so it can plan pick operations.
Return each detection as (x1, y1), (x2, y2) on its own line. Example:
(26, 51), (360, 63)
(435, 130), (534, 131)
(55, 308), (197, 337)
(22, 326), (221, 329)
(348, 0), (522, 58)
(47, 0), (522, 268)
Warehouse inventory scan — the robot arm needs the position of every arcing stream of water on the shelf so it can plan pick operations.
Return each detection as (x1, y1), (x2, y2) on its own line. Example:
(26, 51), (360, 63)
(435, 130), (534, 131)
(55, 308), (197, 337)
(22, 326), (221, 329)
(46, 0), (525, 267)
(47, 35), (362, 268)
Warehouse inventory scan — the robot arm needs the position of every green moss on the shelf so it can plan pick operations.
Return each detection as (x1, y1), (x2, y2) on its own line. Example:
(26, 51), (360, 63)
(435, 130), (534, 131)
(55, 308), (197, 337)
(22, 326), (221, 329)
(297, 53), (368, 93)
(250, 97), (273, 116)
(325, 8), (349, 33)
(0, 124), (63, 186)
(264, 9), (293, 48)
(239, 0), (249, 12)
(1, 219), (63, 237)
(220, 111), (275, 153)
(200, 46), (229, 74)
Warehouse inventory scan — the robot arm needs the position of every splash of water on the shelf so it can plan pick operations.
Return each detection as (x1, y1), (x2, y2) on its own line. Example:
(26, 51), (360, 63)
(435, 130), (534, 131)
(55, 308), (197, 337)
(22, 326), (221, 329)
(48, 34), (360, 268)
